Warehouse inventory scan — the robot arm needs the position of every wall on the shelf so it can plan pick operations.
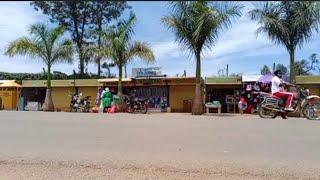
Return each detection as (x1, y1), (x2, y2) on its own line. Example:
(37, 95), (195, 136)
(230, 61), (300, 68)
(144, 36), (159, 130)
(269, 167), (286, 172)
(169, 85), (195, 112)
(0, 90), (13, 109)
(0, 88), (19, 110)
(78, 86), (99, 106)
(52, 87), (74, 111)
(300, 84), (320, 96)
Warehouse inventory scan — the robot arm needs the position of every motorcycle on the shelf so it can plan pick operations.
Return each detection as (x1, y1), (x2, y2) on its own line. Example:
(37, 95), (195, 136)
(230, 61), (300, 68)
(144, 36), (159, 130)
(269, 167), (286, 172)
(124, 95), (148, 114)
(239, 84), (262, 114)
(69, 93), (91, 113)
(255, 86), (320, 120)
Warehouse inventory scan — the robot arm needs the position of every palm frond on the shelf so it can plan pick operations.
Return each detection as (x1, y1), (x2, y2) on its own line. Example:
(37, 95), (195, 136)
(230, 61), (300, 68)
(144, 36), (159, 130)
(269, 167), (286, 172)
(47, 25), (67, 50)
(125, 41), (155, 64)
(5, 37), (47, 62)
(249, 1), (320, 50)
(163, 1), (242, 55)
(51, 39), (74, 64)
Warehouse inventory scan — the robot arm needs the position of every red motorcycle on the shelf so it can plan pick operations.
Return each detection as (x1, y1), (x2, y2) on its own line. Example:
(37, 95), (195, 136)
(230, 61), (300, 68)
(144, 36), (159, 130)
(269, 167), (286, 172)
(255, 86), (320, 120)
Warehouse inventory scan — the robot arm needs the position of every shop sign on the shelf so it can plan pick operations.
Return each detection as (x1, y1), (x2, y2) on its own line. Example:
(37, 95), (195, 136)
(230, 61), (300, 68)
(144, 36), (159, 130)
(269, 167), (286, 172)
(137, 79), (162, 85)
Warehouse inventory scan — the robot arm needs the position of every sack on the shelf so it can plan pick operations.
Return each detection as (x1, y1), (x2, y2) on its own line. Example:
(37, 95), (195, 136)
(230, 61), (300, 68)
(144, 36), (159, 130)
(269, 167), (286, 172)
(107, 105), (117, 113)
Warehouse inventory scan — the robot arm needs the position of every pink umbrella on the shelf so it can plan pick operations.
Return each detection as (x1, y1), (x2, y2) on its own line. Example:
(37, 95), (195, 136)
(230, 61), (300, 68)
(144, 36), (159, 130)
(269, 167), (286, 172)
(258, 73), (290, 83)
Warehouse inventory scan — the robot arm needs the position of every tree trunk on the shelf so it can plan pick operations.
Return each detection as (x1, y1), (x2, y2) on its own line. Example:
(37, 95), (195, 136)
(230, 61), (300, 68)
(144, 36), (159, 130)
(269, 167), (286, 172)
(124, 64), (127, 78)
(117, 64), (125, 112)
(192, 52), (204, 115)
(97, 57), (101, 78)
(42, 64), (54, 112)
(289, 49), (296, 83)
(107, 66), (111, 78)
(78, 45), (85, 78)
(118, 65), (123, 96)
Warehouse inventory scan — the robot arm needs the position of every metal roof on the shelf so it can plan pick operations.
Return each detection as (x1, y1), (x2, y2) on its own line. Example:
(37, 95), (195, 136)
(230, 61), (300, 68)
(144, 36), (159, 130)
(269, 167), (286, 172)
(242, 75), (262, 82)
(22, 79), (100, 87)
(205, 77), (242, 85)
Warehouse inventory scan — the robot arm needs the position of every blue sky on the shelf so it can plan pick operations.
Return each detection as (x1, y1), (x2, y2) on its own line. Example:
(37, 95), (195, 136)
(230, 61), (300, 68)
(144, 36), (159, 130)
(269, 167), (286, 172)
(0, 1), (319, 77)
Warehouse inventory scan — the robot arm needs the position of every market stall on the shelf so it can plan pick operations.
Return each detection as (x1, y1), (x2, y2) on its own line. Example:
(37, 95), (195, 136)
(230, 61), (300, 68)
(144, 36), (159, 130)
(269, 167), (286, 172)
(0, 80), (21, 110)
(205, 77), (242, 113)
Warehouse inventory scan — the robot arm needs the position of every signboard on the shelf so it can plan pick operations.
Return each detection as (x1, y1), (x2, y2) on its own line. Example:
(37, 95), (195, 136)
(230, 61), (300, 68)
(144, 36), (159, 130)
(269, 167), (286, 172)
(132, 67), (162, 77)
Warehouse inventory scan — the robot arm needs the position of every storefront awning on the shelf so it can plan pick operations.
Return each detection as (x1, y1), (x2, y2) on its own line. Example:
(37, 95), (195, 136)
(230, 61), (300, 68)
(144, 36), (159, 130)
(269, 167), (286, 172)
(296, 76), (320, 84)
(242, 75), (262, 82)
(205, 77), (242, 85)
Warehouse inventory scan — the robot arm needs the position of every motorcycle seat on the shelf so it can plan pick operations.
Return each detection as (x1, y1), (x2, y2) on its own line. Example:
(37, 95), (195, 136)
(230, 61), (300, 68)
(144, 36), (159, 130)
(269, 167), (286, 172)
(259, 92), (281, 99)
(271, 95), (281, 99)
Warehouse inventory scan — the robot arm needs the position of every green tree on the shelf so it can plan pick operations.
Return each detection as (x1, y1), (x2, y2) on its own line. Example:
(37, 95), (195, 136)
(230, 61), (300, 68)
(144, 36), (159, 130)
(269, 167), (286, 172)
(162, 1), (242, 114)
(5, 23), (73, 111)
(84, 29), (107, 78)
(104, 13), (155, 110)
(31, 1), (129, 77)
(275, 63), (288, 75)
(295, 53), (319, 75)
(261, 65), (271, 75)
(249, 1), (320, 83)
(101, 61), (116, 78)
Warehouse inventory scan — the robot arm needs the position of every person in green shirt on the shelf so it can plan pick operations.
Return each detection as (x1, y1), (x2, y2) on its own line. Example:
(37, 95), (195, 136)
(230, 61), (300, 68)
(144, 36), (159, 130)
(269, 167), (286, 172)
(102, 87), (112, 112)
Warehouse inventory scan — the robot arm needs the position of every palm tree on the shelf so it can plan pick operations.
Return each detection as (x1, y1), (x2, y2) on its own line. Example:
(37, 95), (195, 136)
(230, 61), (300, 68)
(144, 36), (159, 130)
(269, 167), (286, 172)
(261, 65), (271, 75)
(249, 1), (320, 83)
(5, 23), (73, 111)
(295, 53), (319, 75)
(101, 61), (116, 78)
(84, 29), (107, 78)
(104, 13), (155, 111)
(162, 1), (242, 115)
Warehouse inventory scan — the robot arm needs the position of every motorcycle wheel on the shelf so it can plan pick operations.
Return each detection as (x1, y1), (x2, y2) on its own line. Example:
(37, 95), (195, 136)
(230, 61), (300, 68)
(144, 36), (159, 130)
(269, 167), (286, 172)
(302, 102), (320, 120)
(127, 106), (133, 113)
(141, 104), (148, 114)
(257, 105), (278, 119)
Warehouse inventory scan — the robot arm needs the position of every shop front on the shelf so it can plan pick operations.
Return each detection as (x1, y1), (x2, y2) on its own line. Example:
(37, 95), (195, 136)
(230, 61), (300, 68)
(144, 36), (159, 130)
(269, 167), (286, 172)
(205, 77), (242, 113)
(296, 76), (320, 96)
(0, 80), (21, 110)
(98, 77), (198, 113)
(22, 79), (100, 111)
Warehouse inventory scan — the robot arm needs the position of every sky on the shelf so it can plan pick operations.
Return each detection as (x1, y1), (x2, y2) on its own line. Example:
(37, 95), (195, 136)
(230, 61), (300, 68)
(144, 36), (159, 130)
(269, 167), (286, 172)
(0, 1), (319, 77)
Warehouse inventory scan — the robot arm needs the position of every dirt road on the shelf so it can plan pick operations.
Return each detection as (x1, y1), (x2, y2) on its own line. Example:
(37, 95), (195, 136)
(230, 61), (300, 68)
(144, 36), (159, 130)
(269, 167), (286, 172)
(0, 111), (320, 179)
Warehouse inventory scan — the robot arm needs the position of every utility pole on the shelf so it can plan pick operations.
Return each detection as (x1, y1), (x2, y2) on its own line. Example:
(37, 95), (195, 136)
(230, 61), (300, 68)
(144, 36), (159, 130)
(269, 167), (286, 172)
(273, 63), (276, 72)
(226, 64), (229, 77)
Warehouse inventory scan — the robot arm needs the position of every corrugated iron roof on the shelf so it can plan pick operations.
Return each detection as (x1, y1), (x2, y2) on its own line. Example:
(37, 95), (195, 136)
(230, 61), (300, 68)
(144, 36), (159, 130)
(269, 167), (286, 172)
(22, 79), (100, 87)
(296, 76), (320, 84)
(205, 77), (242, 85)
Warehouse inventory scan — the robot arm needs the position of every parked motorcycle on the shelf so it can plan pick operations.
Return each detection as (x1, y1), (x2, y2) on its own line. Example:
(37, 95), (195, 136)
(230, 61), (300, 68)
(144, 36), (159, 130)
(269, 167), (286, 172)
(69, 93), (91, 113)
(255, 86), (320, 120)
(124, 95), (148, 114)
(239, 84), (262, 113)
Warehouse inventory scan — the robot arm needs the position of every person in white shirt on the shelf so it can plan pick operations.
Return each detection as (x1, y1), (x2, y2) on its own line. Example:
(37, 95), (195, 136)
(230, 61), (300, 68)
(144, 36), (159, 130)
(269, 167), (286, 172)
(271, 70), (295, 111)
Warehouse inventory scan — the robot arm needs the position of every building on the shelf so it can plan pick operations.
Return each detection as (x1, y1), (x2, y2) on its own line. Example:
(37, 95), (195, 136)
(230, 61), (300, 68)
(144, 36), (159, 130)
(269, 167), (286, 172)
(205, 77), (242, 113)
(296, 76), (320, 95)
(21, 79), (100, 111)
(18, 75), (320, 113)
(98, 77), (202, 112)
(205, 75), (320, 114)
(0, 80), (21, 110)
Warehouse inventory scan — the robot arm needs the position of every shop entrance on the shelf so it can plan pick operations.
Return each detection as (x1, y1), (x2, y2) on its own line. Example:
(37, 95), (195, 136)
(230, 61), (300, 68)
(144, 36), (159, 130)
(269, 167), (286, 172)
(206, 86), (241, 113)
(22, 87), (46, 108)
(124, 86), (169, 112)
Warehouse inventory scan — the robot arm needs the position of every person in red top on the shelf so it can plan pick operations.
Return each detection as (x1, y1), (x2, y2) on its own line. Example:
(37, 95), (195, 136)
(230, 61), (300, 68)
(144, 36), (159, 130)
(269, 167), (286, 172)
(271, 70), (295, 111)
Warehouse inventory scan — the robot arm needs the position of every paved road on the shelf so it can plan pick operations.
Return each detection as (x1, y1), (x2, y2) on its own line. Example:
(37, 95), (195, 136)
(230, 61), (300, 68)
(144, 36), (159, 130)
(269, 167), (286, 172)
(0, 111), (320, 179)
